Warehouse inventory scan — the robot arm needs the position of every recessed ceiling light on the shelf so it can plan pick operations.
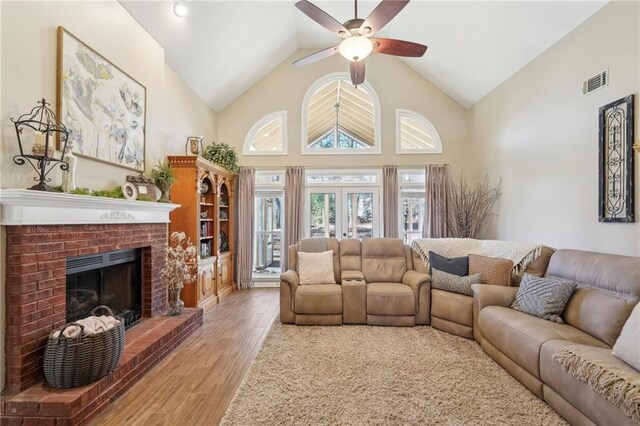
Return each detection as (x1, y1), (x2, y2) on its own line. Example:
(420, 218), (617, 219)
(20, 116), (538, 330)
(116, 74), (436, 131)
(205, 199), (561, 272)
(173, 1), (188, 18)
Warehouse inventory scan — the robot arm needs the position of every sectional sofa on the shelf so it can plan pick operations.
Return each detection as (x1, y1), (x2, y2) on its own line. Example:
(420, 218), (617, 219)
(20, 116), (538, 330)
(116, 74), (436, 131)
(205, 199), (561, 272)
(279, 237), (640, 426)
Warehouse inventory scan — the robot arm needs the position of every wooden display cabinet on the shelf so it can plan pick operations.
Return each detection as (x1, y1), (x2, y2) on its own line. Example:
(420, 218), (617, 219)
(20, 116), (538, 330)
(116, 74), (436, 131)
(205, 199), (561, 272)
(167, 155), (236, 311)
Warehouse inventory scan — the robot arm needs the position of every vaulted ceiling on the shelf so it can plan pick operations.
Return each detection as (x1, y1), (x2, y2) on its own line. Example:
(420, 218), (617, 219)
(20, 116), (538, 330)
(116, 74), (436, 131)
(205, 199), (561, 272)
(120, 1), (607, 112)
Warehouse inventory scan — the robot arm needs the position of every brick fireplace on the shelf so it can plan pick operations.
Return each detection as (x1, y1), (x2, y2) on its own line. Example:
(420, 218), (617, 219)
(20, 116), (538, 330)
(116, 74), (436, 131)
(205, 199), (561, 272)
(0, 190), (204, 424)
(5, 222), (166, 392)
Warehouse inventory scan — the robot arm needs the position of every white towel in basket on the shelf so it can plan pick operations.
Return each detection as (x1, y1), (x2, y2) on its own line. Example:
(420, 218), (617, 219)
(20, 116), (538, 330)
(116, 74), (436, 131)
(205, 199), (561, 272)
(53, 315), (121, 338)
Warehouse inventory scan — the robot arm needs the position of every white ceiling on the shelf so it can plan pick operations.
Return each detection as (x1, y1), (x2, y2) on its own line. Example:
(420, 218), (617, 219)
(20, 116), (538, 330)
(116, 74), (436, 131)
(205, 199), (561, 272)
(120, 1), (607, 111)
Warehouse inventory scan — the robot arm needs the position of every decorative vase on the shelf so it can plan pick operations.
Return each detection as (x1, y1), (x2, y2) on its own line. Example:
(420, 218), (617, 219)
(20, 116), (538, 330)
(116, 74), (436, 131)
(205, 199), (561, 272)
(168, 287), (184, 316)
(156, 181), (171, 203)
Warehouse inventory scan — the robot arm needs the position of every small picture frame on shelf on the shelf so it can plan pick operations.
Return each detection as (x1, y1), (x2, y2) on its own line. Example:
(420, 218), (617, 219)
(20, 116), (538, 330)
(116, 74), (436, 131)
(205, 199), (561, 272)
(186, 136), (204, 156)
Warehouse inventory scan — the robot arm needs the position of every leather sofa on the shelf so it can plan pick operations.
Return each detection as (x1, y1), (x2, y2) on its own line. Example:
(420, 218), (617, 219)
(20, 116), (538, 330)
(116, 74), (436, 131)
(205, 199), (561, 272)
(280, 237), (430, 326)
(473, 249), (640, 426)
(410, 246), (556, 339)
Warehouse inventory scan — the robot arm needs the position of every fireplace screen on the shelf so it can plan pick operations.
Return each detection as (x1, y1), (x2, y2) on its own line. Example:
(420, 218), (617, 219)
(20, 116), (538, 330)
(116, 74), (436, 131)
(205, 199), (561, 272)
(66, 249), (142, 328)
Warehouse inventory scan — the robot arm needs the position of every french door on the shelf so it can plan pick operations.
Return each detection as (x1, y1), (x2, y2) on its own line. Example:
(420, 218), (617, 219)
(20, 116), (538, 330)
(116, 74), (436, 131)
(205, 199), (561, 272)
(305, 187), (380, 239)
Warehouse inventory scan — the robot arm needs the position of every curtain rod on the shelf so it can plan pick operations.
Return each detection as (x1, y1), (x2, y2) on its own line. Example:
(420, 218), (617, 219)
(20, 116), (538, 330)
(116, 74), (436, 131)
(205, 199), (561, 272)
(249, 164), (449, 171)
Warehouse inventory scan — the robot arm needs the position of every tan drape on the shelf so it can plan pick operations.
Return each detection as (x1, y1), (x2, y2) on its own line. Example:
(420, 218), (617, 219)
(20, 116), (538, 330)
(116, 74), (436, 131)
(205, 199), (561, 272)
(237, 167), (255, 289)
(424, 164), (449, 238)
(283, 166), (305, 271)
(383, 166), (399, 238)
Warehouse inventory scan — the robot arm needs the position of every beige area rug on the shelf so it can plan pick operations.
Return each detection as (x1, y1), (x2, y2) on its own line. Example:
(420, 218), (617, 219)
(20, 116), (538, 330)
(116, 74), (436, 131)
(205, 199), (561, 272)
(221, 321), (566, 425)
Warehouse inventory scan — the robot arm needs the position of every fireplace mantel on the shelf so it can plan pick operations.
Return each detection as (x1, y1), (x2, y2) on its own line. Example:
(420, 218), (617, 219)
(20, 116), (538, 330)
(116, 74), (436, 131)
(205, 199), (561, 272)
(0, 189), (180, 225)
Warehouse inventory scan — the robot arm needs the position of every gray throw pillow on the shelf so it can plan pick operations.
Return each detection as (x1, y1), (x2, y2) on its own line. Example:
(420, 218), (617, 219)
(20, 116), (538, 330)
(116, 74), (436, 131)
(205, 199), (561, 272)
(431, 268), (483, 296)
(429, 251), (469, 276)
(511, 274), (576, 323)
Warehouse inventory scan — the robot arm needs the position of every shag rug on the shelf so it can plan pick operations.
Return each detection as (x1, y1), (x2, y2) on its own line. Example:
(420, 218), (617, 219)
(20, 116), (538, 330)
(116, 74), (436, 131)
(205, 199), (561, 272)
(221, 321), (566, 425)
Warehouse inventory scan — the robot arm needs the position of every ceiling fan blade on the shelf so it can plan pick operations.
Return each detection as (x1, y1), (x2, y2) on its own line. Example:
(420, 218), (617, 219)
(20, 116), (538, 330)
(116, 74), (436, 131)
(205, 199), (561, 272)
(372, 38), (427, 57)
(292, 46), (340, 67)
(360, 0), (410, 36)
(349, 60), (365, 86)
(295, 0), (349, 37)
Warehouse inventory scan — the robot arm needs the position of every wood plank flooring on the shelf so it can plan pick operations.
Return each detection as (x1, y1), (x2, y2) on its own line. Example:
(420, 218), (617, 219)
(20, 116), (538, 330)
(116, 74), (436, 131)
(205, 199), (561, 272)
(90, 288), (280, 426)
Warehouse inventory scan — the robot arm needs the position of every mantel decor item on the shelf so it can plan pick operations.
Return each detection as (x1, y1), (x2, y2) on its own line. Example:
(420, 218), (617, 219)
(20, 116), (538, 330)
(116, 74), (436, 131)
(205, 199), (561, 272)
(161, 232), (197, 316)
(57, 26), (146, 172)
(203, 142), (240, 174)
(599, 94), (635, 223)
(186, 136), (204, 156)
(150, 160), (176, 203)
(11, 98), (71, 191)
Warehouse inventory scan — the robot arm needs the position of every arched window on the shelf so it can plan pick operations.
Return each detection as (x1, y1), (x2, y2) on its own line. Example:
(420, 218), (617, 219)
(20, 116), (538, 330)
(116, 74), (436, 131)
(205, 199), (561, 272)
(302, 73), (381, 155)
(243, 111), (287, 155)
(396, 109), (442, 154)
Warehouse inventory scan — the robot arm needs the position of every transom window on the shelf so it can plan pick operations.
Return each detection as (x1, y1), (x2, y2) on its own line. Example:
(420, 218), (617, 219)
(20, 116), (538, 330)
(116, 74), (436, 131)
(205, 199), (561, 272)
(243, 111), (287, 155)
(396, 109), (442, 154)
(302, 73), (381, 155)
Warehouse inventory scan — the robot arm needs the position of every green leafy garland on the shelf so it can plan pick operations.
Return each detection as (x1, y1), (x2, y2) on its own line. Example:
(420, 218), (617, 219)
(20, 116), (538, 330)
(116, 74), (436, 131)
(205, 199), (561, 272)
(203, 142), (239, 174)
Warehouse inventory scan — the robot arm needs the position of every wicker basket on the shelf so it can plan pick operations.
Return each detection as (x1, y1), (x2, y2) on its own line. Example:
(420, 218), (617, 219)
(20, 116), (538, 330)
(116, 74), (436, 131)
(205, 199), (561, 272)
(44, 305), (125, 388)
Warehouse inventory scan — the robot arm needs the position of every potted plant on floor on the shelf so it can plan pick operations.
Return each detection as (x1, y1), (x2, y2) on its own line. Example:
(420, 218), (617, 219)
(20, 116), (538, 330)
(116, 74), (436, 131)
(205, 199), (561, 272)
(151, 160), (177, 203)
(161, 232), (197, 316)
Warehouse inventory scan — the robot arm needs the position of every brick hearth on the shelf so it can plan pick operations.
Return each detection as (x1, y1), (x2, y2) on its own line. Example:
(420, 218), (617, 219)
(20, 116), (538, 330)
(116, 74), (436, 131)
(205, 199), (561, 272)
(5, 223), (167, 392)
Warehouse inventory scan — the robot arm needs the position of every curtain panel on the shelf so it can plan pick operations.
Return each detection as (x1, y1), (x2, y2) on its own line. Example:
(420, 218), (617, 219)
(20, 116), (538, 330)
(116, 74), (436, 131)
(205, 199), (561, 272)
(237, 167), (255, 289)
(424, 164), (449, 238)
(283, 166), (305, 271)
(383, 166), (399, 238)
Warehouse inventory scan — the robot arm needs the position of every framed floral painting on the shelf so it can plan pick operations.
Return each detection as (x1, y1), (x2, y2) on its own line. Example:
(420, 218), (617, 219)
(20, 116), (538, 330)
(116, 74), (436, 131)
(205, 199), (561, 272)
(56, 26), (146, 172)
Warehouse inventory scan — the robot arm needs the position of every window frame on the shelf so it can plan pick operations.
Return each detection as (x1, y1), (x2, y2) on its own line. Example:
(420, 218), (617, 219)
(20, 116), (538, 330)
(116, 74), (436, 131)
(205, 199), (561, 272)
(243, 111), (288, 156)
(301, 72), (381, 156)
(395, 109), (442, 155)
(398, 168), (426, 244)
(252, 170), (285, 283)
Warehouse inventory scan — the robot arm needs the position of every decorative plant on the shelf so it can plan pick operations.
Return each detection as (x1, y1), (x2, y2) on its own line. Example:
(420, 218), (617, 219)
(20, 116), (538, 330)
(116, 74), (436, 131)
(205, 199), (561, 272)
(444, 174), (502, 239)
(203, 142), (239, 174)
(161, 232), (197, 316)
(151, 160), (176, 203)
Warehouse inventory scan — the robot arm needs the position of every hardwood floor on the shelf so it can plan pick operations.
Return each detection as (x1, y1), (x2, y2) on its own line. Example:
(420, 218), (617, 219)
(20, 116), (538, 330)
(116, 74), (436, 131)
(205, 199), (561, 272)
(90, 288), (280, 426)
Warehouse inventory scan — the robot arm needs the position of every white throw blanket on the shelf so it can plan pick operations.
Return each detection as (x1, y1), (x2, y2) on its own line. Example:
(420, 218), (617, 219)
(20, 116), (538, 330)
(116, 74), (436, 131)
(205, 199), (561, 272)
(412, 238), (543, 276)
(52, 315), (120, 339)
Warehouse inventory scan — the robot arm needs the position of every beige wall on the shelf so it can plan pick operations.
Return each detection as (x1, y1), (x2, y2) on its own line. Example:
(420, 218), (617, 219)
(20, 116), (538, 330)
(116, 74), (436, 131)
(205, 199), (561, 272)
(0, 0), (217, 391)
(217, 50), (471, 172)
(0, 1), (217, 190)
(469, 1), (640, 256)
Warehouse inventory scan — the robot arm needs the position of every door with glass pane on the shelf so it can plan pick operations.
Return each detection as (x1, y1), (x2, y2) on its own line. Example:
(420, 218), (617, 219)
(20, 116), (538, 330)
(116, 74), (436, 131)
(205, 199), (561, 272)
(254, 191), (283, 279)
(305, 187), (379, 239)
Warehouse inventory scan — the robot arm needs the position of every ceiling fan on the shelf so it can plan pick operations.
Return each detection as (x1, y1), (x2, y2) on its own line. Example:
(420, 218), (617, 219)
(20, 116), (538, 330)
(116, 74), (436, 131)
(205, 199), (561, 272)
(293, 0), (428, 87)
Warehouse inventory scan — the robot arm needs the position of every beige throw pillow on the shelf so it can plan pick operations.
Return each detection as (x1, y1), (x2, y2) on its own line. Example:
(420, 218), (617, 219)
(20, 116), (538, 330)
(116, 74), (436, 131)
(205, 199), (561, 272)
(469, 254), (514, 287)
(298, 250), (336, 285)
(612, 302), (640, 371)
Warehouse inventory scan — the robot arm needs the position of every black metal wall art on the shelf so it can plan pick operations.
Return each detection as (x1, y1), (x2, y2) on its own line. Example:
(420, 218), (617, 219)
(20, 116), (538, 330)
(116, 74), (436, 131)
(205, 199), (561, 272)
(599, 94), (635, 222)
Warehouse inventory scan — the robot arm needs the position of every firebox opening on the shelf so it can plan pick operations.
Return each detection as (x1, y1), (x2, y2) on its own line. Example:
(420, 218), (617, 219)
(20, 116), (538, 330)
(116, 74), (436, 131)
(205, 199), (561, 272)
(66, 248), (142, 329)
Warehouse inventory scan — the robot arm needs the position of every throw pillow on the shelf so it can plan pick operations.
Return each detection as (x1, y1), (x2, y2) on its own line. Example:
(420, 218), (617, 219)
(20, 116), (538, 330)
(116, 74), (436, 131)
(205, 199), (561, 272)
(511, 274), (576, 323)
(612, 302), (640, 371)
(429, 251), (469, 276)
(469, 254), (514, 287)
(431, 268), (483, 296)
(298, 250), (336, 285)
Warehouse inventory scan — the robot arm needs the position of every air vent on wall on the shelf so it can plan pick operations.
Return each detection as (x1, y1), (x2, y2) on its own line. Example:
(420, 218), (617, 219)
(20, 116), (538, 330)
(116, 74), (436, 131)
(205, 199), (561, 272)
(582, 69), (608, 95)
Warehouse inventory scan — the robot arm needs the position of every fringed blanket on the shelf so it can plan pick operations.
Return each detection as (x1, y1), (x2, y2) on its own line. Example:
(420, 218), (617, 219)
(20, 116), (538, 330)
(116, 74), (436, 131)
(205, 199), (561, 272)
(554, 345), (640, 422)
(411, 238), (543, 276)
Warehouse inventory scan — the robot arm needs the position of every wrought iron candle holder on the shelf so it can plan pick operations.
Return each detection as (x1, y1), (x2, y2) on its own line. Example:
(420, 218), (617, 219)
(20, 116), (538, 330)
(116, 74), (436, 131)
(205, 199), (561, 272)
(11, 98), (71, 191)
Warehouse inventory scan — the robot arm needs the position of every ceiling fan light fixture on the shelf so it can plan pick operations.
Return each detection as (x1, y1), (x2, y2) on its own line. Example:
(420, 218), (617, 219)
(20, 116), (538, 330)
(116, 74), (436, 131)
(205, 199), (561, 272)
(338, 36), (373, 62)
(173, 1), (189, 17)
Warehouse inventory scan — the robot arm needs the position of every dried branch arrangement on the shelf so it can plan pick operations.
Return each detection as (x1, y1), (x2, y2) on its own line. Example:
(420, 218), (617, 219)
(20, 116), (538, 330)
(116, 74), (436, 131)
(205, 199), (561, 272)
(444, 174), (502, 238)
